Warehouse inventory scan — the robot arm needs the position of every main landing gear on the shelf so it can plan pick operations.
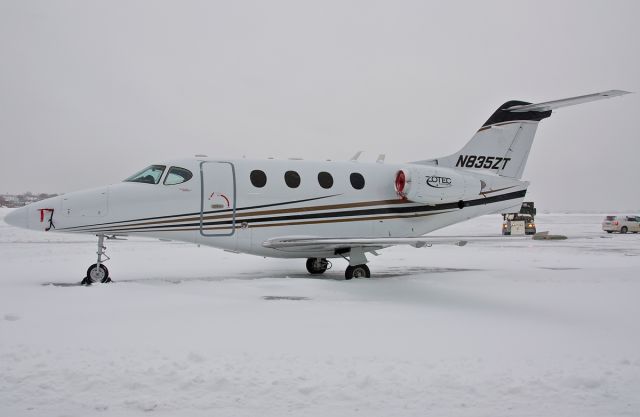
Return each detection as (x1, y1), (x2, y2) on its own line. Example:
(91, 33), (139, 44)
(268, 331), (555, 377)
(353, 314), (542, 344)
(340, 247), (371, 280)
(306, 248), (371, 280)
(81, 234), (112, 285)
(306, 258), (330, 275)
(345, 264), (370, 280)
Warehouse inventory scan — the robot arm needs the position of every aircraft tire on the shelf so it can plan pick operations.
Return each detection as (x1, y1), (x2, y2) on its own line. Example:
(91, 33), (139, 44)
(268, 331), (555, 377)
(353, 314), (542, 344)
(306, 258), (328, 274)
(86, 264), (109, 284)
(345, 264), (370, 280)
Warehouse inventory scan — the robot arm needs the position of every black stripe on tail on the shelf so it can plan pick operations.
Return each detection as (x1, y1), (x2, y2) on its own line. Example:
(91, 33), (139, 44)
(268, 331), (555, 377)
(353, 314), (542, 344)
(482, 100), (552, 127)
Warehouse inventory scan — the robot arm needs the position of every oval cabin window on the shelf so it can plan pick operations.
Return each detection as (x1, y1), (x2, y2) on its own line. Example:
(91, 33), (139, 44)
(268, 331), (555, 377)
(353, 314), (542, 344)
(250, 170), (267, 188)
(317, 172), (333, 189)
(350, 172), (365, 190)
(284, 171), (301, 188)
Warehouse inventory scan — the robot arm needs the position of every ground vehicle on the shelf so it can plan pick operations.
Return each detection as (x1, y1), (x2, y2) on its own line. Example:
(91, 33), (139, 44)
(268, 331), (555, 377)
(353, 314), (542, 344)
(602, 215), (640, 233)
(502, 202), (536, 235)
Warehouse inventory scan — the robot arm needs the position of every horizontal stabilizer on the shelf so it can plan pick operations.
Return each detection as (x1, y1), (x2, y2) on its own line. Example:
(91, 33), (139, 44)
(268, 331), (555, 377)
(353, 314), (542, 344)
(505, 90), (631, 113)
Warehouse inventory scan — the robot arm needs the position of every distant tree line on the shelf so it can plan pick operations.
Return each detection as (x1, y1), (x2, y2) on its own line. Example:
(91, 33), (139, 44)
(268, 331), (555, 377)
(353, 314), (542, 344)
(0, 193), (59, 208)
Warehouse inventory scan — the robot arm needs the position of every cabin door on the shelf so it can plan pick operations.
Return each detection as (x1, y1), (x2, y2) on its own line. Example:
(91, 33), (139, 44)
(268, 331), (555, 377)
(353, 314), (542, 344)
(199, 161), (236, 236)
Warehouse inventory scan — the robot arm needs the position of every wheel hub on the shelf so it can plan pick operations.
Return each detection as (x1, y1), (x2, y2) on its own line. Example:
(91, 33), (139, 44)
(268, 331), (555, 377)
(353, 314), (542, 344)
(89, 267), (105, 281)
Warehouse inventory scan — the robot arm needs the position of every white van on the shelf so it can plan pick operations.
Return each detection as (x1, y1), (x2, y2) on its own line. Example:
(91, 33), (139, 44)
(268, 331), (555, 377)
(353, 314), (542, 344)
(602, 215), (640, 234)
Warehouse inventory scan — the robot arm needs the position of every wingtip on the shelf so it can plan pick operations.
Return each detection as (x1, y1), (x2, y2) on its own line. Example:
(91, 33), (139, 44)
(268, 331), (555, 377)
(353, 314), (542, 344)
(602, 89), (632, 96)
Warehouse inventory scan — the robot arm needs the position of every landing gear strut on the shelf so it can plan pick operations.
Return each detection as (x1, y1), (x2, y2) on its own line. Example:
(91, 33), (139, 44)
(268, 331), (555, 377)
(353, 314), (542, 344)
(338, 247), (371, 280)
(306, 258), (329, 275)
(345, 264), (370, 280)
(81, 234), (111, 285)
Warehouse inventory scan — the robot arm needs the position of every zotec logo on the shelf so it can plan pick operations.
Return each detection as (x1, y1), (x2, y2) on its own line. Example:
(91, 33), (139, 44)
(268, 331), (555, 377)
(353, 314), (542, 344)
(426, 176), (452, 188)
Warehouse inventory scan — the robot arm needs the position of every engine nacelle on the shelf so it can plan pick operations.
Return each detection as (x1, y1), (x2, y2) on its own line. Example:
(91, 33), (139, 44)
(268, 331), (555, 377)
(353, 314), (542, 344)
(394, 166), (482, 205)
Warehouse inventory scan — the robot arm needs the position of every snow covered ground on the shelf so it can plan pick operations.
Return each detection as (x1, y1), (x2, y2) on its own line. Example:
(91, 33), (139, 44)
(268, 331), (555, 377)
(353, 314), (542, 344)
(1, 208), (639, 417)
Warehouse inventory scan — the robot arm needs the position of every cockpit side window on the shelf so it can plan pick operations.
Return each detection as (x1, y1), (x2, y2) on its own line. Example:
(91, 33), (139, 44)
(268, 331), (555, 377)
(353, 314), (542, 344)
(164, 167), (193, 185)
(124, 165), (166, 184)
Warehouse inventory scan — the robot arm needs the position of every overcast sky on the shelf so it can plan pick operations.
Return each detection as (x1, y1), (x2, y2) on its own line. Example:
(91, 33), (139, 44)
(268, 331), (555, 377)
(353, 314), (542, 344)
(0, 0), (638, 210)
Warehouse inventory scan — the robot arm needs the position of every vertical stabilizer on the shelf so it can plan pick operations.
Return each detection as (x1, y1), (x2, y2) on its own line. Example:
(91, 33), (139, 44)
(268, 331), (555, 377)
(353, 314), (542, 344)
(413, 90), (630, 179)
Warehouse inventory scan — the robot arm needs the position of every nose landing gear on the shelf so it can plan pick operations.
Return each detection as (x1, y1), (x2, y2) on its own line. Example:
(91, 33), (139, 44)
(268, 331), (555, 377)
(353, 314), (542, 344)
(81, 234), (112, 285)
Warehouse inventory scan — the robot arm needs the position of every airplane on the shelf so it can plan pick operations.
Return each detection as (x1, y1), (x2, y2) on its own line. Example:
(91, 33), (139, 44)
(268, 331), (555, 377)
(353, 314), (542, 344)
(4, 90), (630, 284)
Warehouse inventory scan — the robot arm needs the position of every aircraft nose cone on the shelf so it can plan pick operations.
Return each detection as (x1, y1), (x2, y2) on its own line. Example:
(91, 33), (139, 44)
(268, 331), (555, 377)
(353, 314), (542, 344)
(4, 206), (28, 229)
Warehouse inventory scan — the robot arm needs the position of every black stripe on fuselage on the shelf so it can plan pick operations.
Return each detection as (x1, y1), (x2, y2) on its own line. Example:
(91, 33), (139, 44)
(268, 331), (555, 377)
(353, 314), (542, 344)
(57, 194), (340, 231)
(75, 189), (527, 234)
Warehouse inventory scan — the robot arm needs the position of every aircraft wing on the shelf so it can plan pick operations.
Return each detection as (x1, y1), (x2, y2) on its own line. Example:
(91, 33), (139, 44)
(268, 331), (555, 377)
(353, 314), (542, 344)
(262, 236), (471, 252)
(262, 235), (538, 252)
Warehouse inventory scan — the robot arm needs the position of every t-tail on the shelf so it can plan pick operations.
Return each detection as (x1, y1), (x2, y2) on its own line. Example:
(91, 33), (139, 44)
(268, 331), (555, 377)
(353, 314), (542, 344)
(414, 90), (630, 179)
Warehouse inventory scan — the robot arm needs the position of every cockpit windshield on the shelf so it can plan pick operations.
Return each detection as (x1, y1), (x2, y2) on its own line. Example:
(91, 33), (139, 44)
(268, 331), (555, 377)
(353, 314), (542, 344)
(164, 167), (193, 185)
(124, 165), (166, 184)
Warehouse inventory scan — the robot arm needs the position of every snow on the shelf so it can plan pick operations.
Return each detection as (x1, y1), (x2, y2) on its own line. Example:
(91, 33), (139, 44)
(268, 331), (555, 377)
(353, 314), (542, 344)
(1, 208), (639, 416)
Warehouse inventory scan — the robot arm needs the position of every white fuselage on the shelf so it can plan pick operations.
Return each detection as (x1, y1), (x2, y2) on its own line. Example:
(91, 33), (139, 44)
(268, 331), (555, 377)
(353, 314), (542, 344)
(7, 157), (528, 259)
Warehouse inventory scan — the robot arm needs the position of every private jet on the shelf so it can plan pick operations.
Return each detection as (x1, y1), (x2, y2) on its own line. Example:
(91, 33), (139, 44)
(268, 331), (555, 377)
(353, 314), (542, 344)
(4, 90), (630, 283)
